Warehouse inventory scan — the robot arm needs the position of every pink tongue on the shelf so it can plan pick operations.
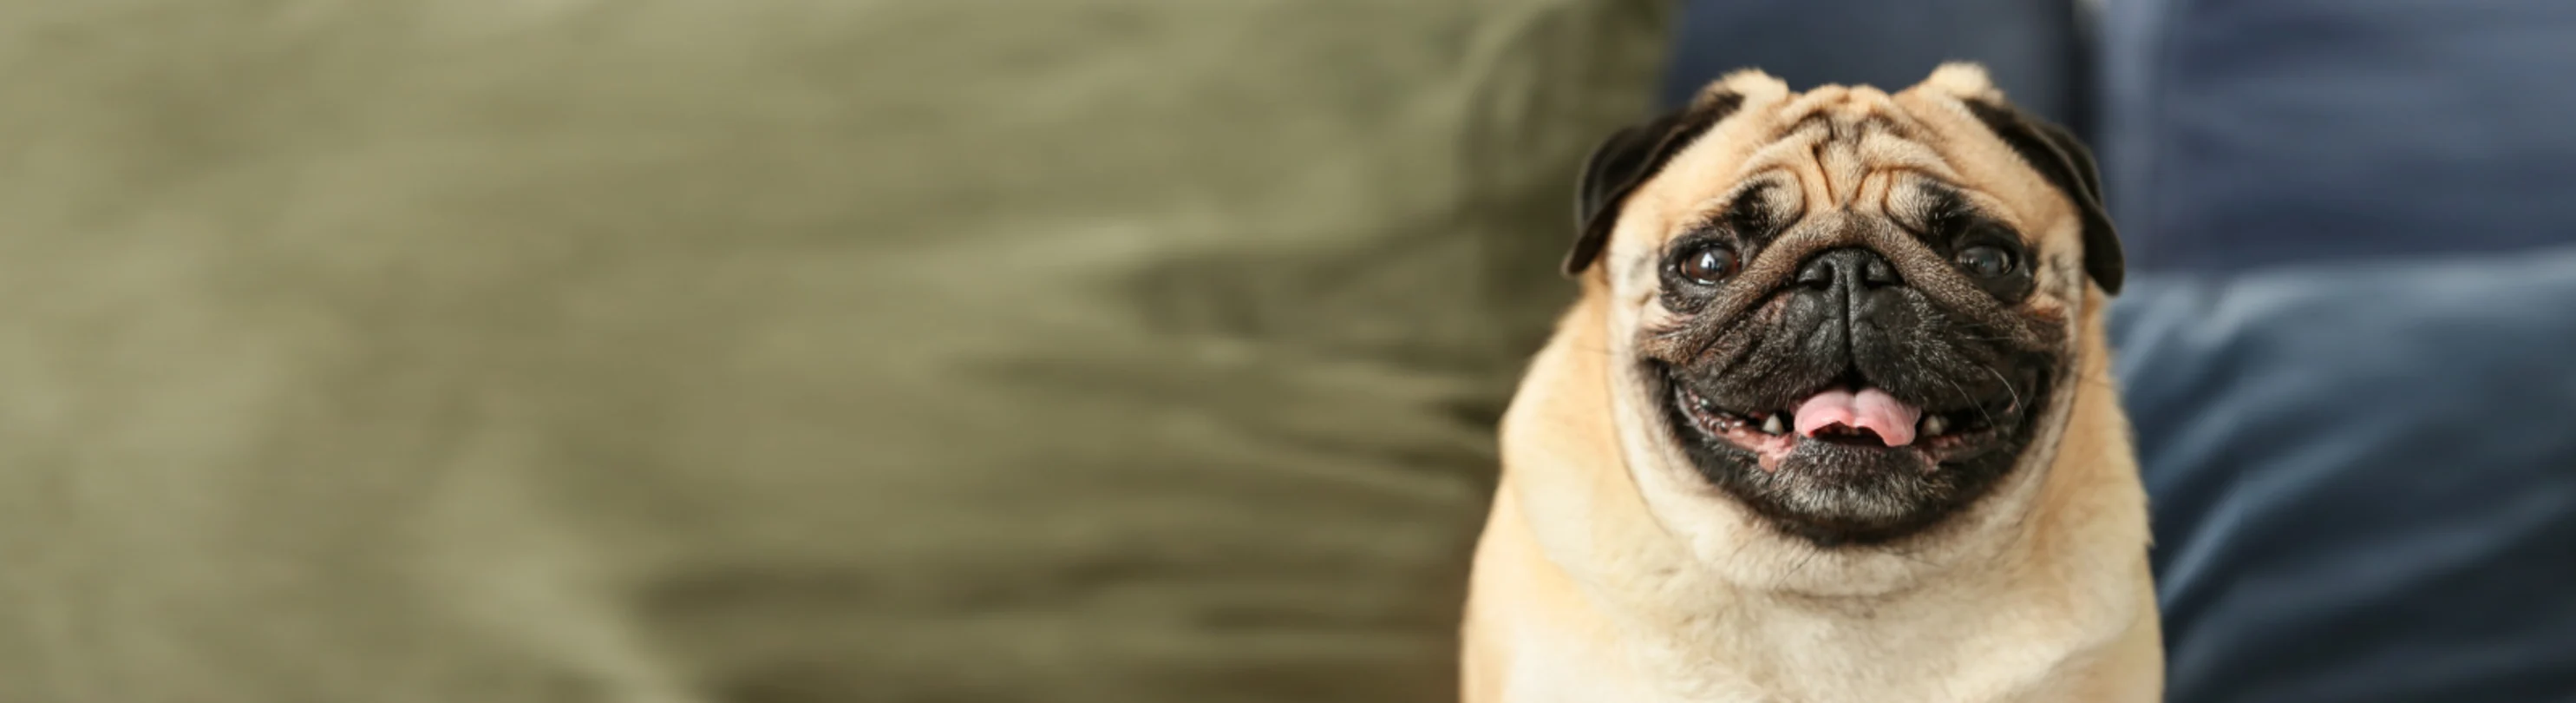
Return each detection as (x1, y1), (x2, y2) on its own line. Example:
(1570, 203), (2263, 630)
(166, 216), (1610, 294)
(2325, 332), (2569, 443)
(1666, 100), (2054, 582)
(1793, 388), (1922, 447)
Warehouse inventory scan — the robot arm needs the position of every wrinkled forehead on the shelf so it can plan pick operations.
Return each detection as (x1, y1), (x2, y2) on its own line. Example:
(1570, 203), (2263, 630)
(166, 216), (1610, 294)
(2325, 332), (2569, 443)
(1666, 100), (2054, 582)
(1615, 70), (2079, 252)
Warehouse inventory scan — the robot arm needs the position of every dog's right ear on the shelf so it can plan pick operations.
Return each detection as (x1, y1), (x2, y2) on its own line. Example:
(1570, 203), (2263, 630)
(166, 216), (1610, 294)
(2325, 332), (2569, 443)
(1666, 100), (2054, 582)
(1564, 92), (1742, 277)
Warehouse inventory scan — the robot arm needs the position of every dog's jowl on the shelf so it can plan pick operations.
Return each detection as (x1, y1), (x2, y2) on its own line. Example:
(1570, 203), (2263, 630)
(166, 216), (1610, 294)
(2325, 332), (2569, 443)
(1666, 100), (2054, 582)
(1463, 65), (2158, 703)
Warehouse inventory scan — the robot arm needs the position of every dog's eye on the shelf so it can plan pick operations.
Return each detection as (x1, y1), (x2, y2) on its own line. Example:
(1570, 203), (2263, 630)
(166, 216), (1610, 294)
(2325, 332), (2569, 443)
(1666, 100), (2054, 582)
(1955, 245), (2016, 279)
(1673, 243), (1740, 286)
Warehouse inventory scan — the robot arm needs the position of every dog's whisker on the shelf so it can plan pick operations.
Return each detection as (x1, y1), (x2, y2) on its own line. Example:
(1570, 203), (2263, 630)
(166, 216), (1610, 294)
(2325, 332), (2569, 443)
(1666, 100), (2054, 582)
(1980, 365), (2025, 411)
(1934, 374), (2000, 430)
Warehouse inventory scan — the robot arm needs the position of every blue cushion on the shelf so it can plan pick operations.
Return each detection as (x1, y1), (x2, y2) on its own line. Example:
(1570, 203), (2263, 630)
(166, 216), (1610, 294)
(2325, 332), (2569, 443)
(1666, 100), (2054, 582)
(1661, 0), (2087, 129)
(2111, 247), (2576, 702)
(2098, 0), (2576, 273)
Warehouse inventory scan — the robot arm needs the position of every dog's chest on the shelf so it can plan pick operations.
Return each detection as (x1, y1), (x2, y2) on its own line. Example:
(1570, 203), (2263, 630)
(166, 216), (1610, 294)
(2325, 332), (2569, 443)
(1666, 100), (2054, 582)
(1493, 634), (1792, 703)
(1494, 610), (2082, 703)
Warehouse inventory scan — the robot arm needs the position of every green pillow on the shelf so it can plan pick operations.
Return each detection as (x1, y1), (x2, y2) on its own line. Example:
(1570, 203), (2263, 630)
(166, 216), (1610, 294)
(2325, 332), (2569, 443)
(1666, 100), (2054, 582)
(0, 3), (1667, 701)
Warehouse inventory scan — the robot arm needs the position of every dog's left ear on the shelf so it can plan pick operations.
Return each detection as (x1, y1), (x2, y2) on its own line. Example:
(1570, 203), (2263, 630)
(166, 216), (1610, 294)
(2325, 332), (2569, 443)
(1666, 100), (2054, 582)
(1564, 93), (1742, 277)
(1962, 100), (2125, 295)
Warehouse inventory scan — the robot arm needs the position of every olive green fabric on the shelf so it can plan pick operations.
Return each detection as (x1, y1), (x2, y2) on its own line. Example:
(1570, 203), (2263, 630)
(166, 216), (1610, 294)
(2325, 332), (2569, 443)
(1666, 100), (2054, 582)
(0, 3), (1667, 701)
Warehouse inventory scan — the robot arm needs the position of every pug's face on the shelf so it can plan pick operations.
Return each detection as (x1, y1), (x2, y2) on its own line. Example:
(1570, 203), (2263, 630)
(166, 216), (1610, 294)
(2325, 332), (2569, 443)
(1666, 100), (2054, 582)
(1569, 66), (2122, 548)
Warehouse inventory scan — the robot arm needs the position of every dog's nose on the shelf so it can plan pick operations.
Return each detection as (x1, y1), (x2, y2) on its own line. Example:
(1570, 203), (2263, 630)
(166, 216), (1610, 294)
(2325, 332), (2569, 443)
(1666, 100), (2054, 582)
(1795, 247), (1902, 292)
(1792, 248), (1907, 355)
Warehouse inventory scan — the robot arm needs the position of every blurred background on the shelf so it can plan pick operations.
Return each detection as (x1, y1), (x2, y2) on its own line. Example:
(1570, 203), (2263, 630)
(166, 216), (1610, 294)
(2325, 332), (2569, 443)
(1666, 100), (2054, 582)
(1, 1), (2571, 702)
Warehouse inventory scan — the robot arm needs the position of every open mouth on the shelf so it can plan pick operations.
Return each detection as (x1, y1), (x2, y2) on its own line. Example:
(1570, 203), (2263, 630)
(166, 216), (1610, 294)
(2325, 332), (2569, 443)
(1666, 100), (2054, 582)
(1672, 383), (2010, 471)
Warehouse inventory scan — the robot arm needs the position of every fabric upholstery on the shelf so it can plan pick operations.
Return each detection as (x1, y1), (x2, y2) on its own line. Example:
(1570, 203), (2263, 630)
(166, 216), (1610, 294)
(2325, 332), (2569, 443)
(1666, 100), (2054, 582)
(2113, 249), (2576, 702)
(2098, 0), (2576, 273)
(2099, 2), (2576, 699)
(0, 3), (1670, 701)
(1661, 0), (2089, 129)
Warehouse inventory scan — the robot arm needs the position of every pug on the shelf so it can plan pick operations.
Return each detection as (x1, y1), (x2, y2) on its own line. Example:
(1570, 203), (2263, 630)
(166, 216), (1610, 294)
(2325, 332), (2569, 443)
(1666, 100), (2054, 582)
(1461, 65), (2159, 702)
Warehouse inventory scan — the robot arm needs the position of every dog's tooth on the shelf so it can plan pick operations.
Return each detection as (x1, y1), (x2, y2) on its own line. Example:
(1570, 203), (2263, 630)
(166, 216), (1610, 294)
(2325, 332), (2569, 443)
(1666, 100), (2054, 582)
(1761, 414), (1786, 436)
(1922, 415), (1949, 437)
